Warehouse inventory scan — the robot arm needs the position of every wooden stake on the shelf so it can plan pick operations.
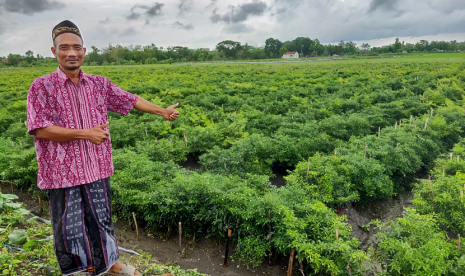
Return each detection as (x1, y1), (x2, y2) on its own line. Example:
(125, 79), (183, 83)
(299, 262), (305, 276)
(306, 160), (310, 182)
(458, 155), (461, 162)
(183, 132), (188, 147)
(334, 149), (337, 156)
(179, 222), (182, 249)
(336, 228), (339, 240)
(378, 127), (380, 138)
(155, 137), (158, 145)
(458, 234), (461, 250)
(424, 117), (429, 129)
(410, 115), (413, 125)
(132, 212), (139, 241)
(286, 248), (295, 276)
(347, 265), (353, 276)
(223, 229), (232, 268)
(443, 165), (445, 177)
(395, 122), (397, 130)
(145, 128), (148, 137)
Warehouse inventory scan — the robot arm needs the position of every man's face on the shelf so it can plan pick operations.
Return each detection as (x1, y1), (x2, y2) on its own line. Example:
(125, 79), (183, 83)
(51, 33), (86, 71)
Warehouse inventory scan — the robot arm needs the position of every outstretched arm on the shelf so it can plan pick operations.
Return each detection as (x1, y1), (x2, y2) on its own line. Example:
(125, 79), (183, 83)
(134, 96), (180, 121)
(35, 122), (110, 145)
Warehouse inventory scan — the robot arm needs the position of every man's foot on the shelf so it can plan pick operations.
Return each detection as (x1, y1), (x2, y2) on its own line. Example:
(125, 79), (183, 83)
(108, 261), (142, 276)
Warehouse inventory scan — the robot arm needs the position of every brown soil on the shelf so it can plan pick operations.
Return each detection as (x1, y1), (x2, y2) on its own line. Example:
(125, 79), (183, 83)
(0, 183), (285, 276)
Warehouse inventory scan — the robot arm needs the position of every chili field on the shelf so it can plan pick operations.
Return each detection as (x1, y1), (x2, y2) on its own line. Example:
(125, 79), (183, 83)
(1, 55), (465, 275)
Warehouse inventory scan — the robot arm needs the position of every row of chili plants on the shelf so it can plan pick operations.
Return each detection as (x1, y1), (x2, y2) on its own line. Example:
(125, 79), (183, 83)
(1, 59), (465, 274)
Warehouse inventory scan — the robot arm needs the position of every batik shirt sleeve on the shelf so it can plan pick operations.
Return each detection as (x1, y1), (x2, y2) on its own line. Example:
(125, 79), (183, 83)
(105, 79), (138, 115)
(27, 79), (54, 135)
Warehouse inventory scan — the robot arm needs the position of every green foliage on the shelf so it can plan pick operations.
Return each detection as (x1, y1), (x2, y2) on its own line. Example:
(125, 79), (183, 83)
(2, 60), (465, 273)
(374, 208), (464, 276)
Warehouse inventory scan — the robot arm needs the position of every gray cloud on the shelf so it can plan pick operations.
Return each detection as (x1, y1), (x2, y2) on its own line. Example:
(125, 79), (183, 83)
(127, 3), (164, 21)
(210, 1), (267, 24)
(0, 0), (65, 15)
(98, 17), (111, 24)
(119, 27), (137, 37)
(178, 0), (192, 15)
(367, 0), (399, 13)
(172, 21), (193, 30)
(222, 23), (253, 34)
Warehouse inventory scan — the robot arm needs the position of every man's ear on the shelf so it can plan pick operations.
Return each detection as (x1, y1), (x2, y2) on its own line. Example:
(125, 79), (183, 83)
(83, 47), (87, 55)
(51, 46), (57, 58)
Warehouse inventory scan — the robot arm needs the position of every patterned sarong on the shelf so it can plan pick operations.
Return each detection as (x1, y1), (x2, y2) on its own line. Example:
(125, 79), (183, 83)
(47, 178), (119, 275)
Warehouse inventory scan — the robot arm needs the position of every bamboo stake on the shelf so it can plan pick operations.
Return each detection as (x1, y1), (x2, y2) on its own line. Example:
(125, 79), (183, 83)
(336, 228), (339, 240)
(183, 132), (188, 147)
(395, 122), (397, 130)
(299, 262), (305, 276)
(334, 149), (337, 156)
(132, 212), (139, 241)
(458, 234), (461, 250)
(306, 160), (310, 182)
(347, 265), (353, 276)
(145, 128), (148, 137)
(223, 229), (232, 268)
(428, 175), (435, 200)
(179, 222), (182, 249)
(286, 248), (295, 276)
(424, 117), (429, 129)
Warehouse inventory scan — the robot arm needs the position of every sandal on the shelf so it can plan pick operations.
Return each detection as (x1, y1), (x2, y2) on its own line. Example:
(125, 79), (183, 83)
(106, 264), (143, 276)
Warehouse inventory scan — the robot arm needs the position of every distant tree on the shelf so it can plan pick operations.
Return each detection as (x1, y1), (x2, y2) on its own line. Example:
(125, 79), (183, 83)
(7, 53), (22, 66)
(279, 47), (288, 57)
(393, 38), (402, 53)
(264, 38), (283, 58)
(345, 41), (358, 55)
(216, 40), (242, 59)
(25, 50), (35, 64)
(360, 43), (371, 54)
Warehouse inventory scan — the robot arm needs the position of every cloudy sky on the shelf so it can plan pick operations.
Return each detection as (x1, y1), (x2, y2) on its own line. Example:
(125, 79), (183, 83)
(0, 0), (464, 57)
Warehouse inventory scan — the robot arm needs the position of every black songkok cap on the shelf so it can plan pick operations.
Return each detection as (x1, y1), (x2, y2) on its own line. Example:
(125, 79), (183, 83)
(52, 20), (82, 41)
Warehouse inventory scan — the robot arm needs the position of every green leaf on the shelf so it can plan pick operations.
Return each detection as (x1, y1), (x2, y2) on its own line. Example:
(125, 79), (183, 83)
(4, 203), (22, 209)
(23, 239), (44, 251)
(0, 194), (18, 200)
(8, 229), (27, 245)
(16, 208), (30, 215)
(41, 235), (54, 243)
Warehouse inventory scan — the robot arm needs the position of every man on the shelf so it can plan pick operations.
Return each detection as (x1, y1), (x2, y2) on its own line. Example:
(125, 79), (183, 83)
(27, 20), (178, 276)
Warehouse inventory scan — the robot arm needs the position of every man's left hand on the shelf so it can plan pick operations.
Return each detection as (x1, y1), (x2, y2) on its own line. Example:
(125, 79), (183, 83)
(164, 103), (180, 121)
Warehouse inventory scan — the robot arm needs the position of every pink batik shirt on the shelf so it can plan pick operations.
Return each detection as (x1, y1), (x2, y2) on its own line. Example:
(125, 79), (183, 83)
(27, 67), (138, 190)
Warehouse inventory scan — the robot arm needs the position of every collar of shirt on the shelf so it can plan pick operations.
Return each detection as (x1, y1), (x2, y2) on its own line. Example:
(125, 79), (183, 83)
(56, 66), (89, 84)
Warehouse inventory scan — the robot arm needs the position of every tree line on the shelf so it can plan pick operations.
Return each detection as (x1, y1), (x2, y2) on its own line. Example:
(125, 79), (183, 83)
(1, 37), (464, 67)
